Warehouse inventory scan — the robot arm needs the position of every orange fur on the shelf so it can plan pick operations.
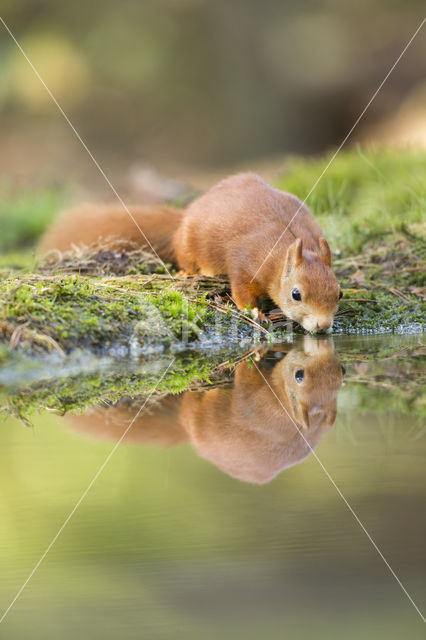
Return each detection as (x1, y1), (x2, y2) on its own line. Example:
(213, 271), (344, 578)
(40, 203), (183, 264)
(174, 173), (341, 331)
(40, 172), (341, 330)
(66, 396), (186, 447)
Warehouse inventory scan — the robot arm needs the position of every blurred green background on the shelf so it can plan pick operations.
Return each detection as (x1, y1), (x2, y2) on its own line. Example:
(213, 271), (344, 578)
(0, 0), (425, 195)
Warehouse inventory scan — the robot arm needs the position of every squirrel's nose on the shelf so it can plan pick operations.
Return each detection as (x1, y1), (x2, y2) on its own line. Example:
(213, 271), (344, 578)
(316, 321), (331, 333)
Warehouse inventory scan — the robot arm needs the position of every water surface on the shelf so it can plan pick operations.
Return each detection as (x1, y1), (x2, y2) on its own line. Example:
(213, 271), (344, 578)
(0, 334), (425, 638)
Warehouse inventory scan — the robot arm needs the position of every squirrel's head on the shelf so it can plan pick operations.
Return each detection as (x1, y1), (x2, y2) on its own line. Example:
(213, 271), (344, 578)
(279, 237), (341, 333)
(181, 338), (344, 483)
(273, 335), (344, 430)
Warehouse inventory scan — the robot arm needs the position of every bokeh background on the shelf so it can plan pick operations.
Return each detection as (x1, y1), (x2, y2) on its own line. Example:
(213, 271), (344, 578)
(0, 0), (425, 197)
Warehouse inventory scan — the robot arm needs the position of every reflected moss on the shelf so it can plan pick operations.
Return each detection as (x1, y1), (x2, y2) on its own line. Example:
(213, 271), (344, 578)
(0, 352), (228, 424)
(2, 335), (424, 429)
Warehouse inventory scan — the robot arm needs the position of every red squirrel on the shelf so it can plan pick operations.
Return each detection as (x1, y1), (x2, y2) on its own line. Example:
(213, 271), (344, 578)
(40, 172), (341, 332)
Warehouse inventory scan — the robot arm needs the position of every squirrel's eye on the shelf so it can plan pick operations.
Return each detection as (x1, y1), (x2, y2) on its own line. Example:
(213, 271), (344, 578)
(292, 288), (302, 302)
(295, 369), (304, 383)
(339, 290), (343, 300)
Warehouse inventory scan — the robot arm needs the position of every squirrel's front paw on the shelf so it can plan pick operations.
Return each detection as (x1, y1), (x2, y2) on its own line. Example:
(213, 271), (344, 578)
(251, 307), (268, 323)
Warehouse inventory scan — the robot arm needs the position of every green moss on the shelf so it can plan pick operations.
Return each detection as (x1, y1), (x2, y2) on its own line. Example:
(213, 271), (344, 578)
(0, 272), (262, 359)
(335, 290), (423, 334)
(330, 229), (425, 333)
(0, 343), (13, 365)
(277, 147), (426, 253)
(0, 274), (218, 355)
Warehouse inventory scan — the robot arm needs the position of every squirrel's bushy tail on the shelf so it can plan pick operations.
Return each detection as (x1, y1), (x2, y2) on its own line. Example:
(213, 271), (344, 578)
(39, 203), (184, 265)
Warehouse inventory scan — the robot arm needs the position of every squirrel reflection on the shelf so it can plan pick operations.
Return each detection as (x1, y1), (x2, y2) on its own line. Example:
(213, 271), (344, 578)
(65, 337), (344, 484)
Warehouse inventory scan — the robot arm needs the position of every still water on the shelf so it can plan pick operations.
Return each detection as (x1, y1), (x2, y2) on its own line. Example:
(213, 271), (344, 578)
(0, 334), (425, 639)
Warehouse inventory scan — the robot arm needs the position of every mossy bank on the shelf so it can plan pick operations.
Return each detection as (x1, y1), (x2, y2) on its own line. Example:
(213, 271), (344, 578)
(0, 147), (424, 372)
(0, 273), (264, 358)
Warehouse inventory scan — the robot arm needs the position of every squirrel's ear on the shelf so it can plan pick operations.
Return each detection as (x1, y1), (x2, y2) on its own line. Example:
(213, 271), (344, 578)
(284, 238), (303, 276)
(319, 237), (332, 266)
(325, 405), (337, 428)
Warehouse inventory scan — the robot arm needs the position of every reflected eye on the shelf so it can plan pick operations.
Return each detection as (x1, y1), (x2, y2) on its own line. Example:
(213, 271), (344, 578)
(339, 290), (343, 300)
(341, 365), (346, 376)
(295, 369), (304, 383)
(292, 288), (302, 302)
